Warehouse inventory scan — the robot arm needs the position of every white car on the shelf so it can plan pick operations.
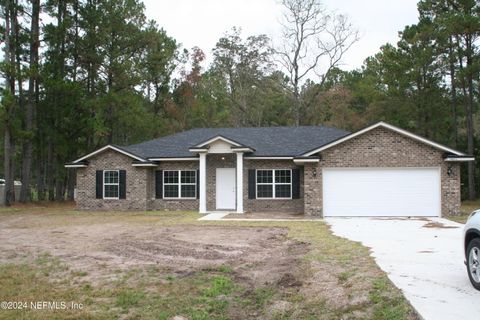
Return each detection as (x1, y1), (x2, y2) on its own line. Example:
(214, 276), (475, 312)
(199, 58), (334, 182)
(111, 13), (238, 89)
(464, 210), (480, 290)
(0, 179), (21, 186)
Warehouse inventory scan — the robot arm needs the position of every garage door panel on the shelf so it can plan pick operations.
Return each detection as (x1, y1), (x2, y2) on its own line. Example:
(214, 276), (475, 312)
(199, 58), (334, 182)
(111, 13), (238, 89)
(323, 168), (440, 217)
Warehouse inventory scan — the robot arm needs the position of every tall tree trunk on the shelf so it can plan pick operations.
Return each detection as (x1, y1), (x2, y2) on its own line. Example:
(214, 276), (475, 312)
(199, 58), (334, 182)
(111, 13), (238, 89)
(67, 169), (76, 201)
(55, 173), (64, 201)
(36, 152), (46, 201)
(47, 142), (55, 201)
(457, 35), (476, 200)
(465, 35), (476, 200)
(293, 74), (300, 126)
(448, 36), (458, 147)
(4, 130), (13, 206)
(3, 1), (15, 206)
(20, 0), (40, 202)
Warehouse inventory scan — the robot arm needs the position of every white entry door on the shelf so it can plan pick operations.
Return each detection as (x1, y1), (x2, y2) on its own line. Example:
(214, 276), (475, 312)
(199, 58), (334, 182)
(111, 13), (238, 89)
(216, 168), (236, 210)
(323, 168), (441, 217)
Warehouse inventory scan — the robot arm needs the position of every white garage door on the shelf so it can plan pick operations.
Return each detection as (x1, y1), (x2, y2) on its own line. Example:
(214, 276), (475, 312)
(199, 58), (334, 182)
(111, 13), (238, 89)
(323, 168), (441, 217)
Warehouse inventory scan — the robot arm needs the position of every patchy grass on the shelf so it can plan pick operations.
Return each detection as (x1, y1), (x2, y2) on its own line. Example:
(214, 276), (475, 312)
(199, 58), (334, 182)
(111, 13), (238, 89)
(369, 278), (412, 320)
(0, 205), (418, 319)
(447, 200), (480, 223)
(0, 254), (108, 320)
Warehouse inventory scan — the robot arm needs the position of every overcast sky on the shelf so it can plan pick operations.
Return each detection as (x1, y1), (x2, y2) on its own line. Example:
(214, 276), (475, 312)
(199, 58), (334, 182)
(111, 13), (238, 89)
(143, 0), (420, 71)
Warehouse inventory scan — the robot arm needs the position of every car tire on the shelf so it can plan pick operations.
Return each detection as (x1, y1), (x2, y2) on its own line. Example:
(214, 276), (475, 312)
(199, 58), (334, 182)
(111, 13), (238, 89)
(467, 238), (480, 291)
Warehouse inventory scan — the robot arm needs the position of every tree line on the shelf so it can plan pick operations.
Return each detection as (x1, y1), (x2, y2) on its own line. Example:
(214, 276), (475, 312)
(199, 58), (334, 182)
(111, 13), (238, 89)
(0, 0), (479, 205)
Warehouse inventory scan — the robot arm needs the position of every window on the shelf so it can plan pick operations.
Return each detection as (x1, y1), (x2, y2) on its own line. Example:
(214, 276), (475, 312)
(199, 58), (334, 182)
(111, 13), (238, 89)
(103, 170), (119, 199)
(256, 169), (291, 199)
(163, 170), (196, 199)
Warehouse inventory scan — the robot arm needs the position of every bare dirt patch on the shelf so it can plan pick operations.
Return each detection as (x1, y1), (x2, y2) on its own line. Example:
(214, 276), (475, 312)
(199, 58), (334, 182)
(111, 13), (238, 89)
(372, 217), (430, 221)
(0, 214), (308, 287)
(422, 221), (459, 229)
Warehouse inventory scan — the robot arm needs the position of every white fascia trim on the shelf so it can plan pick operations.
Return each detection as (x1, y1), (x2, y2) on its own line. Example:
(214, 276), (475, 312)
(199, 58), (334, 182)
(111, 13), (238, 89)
(188, 148), (209, 153)
(244, 156), (294, 160)
(232, 147), (254, 152)
(195, 136), (242, 148)
(302, 122), (466, 157)
(445, 157), (475, 162)
(65, 164), (88, 168)
(293, 159), (320, 164)
(148, 157), (199, 161)
(73, 145), (146, 163)
(132, 163), (158, 167)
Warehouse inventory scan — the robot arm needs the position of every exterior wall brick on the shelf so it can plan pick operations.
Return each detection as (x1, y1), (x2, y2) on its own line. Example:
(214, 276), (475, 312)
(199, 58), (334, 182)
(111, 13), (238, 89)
(75, 151), (200, 211)
(75, 150), (148, 210)
(303, 163), (321, 215)
(304, 127), (461, 217)
(243, 160), (304, 213)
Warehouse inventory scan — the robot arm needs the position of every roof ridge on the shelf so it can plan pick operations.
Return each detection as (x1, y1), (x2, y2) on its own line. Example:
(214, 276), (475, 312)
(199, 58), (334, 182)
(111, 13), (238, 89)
(186, 125), (341, 130)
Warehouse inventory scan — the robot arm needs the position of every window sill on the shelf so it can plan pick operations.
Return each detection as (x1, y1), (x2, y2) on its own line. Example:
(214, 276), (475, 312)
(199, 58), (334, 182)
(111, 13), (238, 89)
(159, 198), (198, 201)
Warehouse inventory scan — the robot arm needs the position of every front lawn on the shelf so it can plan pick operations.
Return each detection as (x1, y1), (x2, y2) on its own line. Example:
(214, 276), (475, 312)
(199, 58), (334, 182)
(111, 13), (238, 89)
(0, 204), (417, 319)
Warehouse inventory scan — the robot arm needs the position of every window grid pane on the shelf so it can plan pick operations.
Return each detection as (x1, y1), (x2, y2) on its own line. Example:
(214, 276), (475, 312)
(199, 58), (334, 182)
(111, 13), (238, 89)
(275, 184), (291, 198)
(164, 171), (179, 184)
(181, 171), (196, 184)
(275, 170), (291, 183)
(181, 185), (196, 198)
(104, 184), (119, 198)
(164, 184), (179, 198)
(104, 170), (119, 184)
(257, 170), (273, 183)
(257, 184), (273, 198)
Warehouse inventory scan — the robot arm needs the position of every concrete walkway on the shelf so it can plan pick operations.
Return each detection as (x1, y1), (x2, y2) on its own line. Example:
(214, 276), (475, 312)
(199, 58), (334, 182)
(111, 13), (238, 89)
(326, 217), (480, 320)
(198, 212), (230, 220)
(198, 212), (322, 222)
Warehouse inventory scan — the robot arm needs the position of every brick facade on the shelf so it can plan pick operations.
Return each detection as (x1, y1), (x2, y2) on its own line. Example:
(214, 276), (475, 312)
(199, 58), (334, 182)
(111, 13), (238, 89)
(303, 127), (460, 216)
(76, 150), (149, 210)
(75, 127), (461, 217)
(303, 163), (321, 215)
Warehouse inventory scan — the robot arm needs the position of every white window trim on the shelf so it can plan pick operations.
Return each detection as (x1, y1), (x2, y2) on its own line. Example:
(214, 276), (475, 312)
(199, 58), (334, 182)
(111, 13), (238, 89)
(256, 169), (292, 200)
(103, 170), (120, 200)
(163, 170), (197, 199)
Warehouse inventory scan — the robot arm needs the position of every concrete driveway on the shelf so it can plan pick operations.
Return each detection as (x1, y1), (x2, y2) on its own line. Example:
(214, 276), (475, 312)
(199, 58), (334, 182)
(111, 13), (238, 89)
(326, 217), (480, 320)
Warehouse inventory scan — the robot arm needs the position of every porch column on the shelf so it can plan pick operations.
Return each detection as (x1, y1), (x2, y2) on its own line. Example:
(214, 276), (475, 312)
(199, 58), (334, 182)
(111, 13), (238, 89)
(236, 152), (244, 213)
(199, 152), (207, 213)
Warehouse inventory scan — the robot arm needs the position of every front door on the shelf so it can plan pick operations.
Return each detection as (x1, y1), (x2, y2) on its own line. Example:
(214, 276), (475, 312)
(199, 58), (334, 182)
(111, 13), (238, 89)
(216, 168), (236, 210)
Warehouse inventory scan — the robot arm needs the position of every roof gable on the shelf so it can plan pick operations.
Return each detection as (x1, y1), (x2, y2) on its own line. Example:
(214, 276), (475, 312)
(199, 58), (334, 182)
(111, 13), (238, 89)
(194, 135), (244, 148)
(71, 145), (147, 163)
(302, 122), (466, 157)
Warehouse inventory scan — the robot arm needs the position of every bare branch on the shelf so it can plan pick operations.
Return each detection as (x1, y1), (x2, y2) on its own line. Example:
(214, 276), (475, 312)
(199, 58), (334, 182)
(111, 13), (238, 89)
(273, 0), (359, 125)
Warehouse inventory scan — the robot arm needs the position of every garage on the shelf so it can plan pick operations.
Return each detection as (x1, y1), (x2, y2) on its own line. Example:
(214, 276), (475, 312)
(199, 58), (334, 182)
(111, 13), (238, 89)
(323, 168), (441, 217)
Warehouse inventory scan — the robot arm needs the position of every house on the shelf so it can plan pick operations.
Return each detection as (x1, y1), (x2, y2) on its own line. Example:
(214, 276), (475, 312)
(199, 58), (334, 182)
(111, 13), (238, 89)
(65, 122), (474, 217)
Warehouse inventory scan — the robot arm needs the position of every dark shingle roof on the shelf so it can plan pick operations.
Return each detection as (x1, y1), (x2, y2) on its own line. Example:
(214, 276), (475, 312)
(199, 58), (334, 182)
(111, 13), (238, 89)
(122, 126), (350, 158)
